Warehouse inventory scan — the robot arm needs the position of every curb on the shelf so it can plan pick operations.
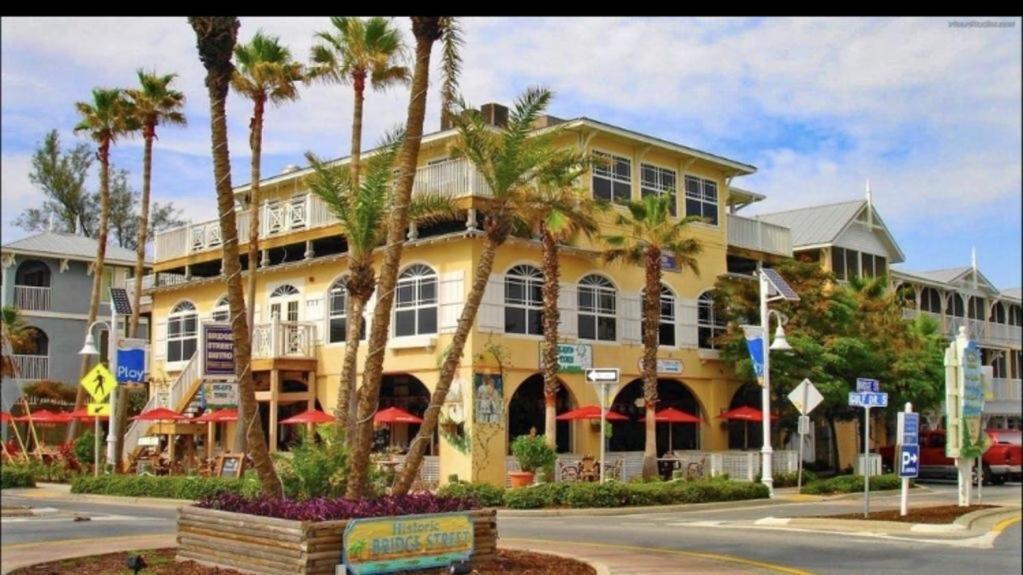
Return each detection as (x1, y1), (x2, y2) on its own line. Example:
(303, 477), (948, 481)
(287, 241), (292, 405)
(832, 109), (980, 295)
(954, 504), (1022, 530)
(500, 541), (612, 575)
(767, 504), (1021, 538)
(497, 496), (779, 518)
(18, 484), (189, 509)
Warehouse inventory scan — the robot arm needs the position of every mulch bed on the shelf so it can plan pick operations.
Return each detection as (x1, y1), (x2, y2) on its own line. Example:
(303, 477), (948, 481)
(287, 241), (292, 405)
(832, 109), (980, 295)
(12, 548), (595, 575)
(817, 504), (997, 524)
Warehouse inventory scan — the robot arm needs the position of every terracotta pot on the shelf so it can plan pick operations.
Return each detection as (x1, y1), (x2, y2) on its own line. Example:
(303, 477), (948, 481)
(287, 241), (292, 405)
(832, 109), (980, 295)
(508, 470), (535, 488)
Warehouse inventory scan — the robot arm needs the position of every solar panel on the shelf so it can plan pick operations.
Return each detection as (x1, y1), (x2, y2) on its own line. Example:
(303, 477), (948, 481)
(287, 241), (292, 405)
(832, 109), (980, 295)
(109, 287), (133, 315)
(761, 268), (800, 301)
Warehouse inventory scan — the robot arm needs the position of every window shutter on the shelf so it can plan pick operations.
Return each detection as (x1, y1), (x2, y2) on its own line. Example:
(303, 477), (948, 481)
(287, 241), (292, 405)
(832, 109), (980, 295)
(558, 282), (578, 338)
(305, 297), (324, 344)
(153, 320), (167, 361)
(439, 270), (465, 333)
(621, 292), (642, 344)
(477, 274), (505, 332)
(677, 297), (699, 348)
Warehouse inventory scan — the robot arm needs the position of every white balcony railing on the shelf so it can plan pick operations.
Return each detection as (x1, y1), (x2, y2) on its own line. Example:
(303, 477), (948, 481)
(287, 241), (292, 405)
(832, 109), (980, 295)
(903, 308), (1022, 348)
(991, 378), (1022, 402)
(10, 355), (48, 380)
(252, 318), (317, 359)
(14, 285), (51, 311)
(153, 158), (490, 262)
(727, 214), (792, 257)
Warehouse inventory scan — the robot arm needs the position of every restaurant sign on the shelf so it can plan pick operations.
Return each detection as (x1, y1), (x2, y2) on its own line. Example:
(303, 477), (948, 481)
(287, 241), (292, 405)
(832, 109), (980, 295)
(539, 343), (592, 374)
(637, 358), (684, 375)
(342, 512), (474, 574)
(202, 323), (235, 378)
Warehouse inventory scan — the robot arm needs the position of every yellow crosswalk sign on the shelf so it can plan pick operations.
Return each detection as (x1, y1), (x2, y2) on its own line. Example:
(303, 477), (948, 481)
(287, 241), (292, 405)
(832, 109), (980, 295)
(87, 403), (111, 416)
(81, 363), (115, 403)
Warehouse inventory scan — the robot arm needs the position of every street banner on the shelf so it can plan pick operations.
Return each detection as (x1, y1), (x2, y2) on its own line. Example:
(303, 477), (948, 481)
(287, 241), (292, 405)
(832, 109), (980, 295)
(539, 343), (592, 373)
(741, 325), (765, 383)
(116, 340), (146, 384)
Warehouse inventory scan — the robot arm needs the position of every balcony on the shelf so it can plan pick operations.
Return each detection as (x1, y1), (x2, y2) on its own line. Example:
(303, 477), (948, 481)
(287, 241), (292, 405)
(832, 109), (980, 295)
(902, 308), (1022, 348)
(10, 354), (48, 380)
(988, 377), (1022, 416)
(727, 214), (792, 257)
(252, 319), (317, 360)
(13, 285), (51, 311)
(153, 158), (491, 262)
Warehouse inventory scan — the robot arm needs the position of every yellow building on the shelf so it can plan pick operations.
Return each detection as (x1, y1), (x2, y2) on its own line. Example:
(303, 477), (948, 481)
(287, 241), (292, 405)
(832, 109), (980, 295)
(136, 105), (803, 485)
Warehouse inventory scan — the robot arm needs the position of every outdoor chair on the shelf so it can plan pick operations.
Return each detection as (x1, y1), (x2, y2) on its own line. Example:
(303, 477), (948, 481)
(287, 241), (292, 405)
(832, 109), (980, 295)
(605, 458), (624, 481)
(578, 457), (599, 482)
(557, 460), (580, 482)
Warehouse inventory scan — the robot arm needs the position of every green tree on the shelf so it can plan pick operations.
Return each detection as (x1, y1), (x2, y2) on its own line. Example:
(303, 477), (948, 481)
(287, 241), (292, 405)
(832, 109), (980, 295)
(14, 130), (94, 235)
(231, 31), (304, 453)
(189, 15), (281, 497)
(105, 167), (185, 251)
(603, 193), (703, 479)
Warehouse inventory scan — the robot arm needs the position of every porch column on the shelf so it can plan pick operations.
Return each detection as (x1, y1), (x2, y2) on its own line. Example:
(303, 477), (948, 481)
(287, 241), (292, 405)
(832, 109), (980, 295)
(304, 240), (314, 260)
(306, 370), (317, 437)
(914, 286), (922, 312)
(269, 369), (280, 453)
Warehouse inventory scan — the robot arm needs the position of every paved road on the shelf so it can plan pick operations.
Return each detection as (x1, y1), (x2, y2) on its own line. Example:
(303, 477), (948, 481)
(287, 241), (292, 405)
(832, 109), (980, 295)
(2, 483), (1020, 574)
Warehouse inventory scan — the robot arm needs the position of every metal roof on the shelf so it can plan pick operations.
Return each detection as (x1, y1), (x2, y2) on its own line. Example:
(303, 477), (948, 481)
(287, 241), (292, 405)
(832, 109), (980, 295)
(1003, 288), (1021, 300)
(754, 200), (865, 247)
(1, 231), (147, 266)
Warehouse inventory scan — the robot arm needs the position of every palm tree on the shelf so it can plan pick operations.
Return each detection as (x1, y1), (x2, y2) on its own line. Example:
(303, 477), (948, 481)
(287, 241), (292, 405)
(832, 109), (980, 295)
(1, 306), (32, 378)
(189, 16), (281, 497)
(67, 88), (137, 441)
(345, 16), (449, 499)
(517, 153), (604, 449)
(392, 87), (569, 495)
(309, 17), (409, 188)
(231, 32), (304, 453)
(438, 18), (463, 127)
(307, 133), (454, 447)
(117, 70), (185, 468)
(603, 194), (703, 479)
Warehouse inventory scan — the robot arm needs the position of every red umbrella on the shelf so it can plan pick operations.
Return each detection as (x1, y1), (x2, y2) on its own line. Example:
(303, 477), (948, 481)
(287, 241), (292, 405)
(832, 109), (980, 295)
(14, 409), (70, 424)
(131, 407), (185, 421)
(194, 408), (238, 423)
(374, 407), (424, 425)
(64, 408), (109, 421)
(717, 406), (778, 450)
(0, 411), (12, 423)
(640, 407), (702, 453)
(280, 409), (334, 425)
(556, 405), (628, 421)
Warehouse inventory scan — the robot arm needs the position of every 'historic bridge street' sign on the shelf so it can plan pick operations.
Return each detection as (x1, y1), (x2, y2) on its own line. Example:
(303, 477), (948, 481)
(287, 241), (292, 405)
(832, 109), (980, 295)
(342, 512), (474, 574)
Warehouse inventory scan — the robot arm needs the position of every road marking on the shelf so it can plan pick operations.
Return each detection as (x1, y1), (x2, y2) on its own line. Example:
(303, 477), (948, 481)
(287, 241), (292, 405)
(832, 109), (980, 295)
(755, 517), (792, 526)
(1, 532), (175, 550)
(503, 537), (814, 575)
(990, 515), (1021, 534)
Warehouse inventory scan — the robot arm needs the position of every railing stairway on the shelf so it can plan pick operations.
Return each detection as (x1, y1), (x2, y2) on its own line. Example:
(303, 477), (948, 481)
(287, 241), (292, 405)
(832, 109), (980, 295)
(122, 351), (205, 464)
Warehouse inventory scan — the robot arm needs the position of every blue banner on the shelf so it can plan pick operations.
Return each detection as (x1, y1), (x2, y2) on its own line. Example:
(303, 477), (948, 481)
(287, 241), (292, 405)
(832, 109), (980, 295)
(742, 325), (765, 380)
(116, 347), (146, 384)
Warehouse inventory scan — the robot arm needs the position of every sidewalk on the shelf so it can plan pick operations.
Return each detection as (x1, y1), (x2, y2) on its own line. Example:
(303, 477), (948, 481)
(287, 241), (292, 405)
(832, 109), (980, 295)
(501, 538), (811, 574)
(1, 534), (177, 574)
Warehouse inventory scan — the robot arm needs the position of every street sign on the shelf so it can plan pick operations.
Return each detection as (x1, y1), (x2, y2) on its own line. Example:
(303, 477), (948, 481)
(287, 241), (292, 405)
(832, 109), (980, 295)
(797, 415), (810, 435)
(788, 379), (823, 415)
(848, 391), (888, 408)
(899, 444), (920, 478)
(585, 368), (620, 384)
(87, 402), (111, 417)
(116, 345), (146, 384)
(81, 363), (116, 403)
(898, 412), (919, 446)
(856, 378), (880, 393)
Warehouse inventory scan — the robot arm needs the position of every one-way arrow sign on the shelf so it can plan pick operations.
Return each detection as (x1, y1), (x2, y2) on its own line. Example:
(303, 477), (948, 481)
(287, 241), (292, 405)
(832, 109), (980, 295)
(585, 368), (620, 384)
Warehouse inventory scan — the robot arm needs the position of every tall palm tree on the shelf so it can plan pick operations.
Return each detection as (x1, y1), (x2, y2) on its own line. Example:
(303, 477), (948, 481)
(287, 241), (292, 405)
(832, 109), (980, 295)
(517, 153), (604, 449)
(189, 16), (281, 497)
(438, 18), (463, 128)
(231, 32), (304, 453)
(307, 133), (454, 447)
(309, 17), (409, 188)
(67, 88), (137, 441)
(603, 193), (703, 479)
(345, 16), (448, 499)
(392, 87), (568, 495)
(116, 70), (186, 468)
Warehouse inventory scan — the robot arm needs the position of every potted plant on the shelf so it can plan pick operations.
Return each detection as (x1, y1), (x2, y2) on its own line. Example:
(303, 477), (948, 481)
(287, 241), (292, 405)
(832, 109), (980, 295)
(509, 435), (556, 488)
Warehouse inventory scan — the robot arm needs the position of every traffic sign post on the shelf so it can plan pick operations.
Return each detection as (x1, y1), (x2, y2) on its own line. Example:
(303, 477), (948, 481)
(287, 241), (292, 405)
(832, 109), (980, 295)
(849, 382), (887, 518)
(897, 403), (919, 516)
(81, 363), (115, 477)
(788, 378), (823, 492)
(586, 369), (619, 483)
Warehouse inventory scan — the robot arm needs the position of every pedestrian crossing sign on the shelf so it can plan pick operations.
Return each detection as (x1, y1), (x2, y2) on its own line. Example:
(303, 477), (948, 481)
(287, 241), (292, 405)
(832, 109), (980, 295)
(87, 402), (111, 416)
(81, 363), (116, 402)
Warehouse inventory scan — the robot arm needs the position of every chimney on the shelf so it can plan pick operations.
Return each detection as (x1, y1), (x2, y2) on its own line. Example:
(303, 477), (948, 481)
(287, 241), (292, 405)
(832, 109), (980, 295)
(440, 107), (455, 131)
(479, 103), (508, 128)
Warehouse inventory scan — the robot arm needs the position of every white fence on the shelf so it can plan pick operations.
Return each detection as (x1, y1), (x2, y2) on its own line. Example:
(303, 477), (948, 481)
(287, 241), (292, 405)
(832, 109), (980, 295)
(14, 286), (51, 311)
(522, 450), (798, 484)
(10, 355), (48, 380)
(252, 319), (317, 359)
(727, 214), (792, 257)
(903, 308), (1022, 348)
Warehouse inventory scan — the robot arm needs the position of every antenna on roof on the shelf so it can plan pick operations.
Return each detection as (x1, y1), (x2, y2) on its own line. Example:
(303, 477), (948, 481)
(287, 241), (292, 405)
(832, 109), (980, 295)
(47, 212), (55, 232)
(971, 247), (978, 289)
(865, 179), (874, 227)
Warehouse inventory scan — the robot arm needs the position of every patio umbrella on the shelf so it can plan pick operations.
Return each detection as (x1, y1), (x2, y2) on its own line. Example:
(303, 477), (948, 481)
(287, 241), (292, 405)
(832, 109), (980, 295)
(64, 407), (109, 421)
(374, 407), (424, 449)
(280, 409), (334, 425)
(717, 406), (778, 450)
(193, 409), (238, 459)
(639, 407), (702, 453)
(1, 411), (27, 460)
(131, 407), (185, 421)
(555, 405), (629, 421)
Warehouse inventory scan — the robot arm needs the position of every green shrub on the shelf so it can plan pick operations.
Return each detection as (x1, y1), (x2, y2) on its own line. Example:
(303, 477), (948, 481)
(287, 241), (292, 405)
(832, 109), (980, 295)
(74, 431), (96, 465)
(503, 477), (768, 509)
(510, 435), (556, 473)
(563, 481), (631, 508)
(71, 474), (258, 500)
(759, 469), (818, 488)
(437, 482), (506, 507)
(803, 473), (902, 495)
(1, 466), (36, 489)
(504, 482), (573, 509)
(273, 425), (350, 500)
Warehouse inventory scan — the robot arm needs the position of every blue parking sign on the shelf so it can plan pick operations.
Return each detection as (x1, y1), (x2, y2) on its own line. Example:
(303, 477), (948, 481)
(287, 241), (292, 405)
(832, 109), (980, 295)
(899, 444), (919, 478)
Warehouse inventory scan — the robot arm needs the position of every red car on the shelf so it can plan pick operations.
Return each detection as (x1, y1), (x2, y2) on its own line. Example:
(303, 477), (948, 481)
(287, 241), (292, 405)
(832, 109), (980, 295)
(879, 429), (1022, 484)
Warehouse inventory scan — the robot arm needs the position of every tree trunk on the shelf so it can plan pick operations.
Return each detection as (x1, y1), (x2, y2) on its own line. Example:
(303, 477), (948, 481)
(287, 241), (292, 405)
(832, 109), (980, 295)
(346, 17), (442, 498)
(336, 285), (368, 445)
(67, 141), (110, 443)
(828, 413), (841, 473)
(350, 73), (365, 188)
(237, 94), (265, 455)
(191, 16), (281, 497)
(393, 232), (504, 495)
(641, 247), (662, 479)
(540, 227), (560, 450)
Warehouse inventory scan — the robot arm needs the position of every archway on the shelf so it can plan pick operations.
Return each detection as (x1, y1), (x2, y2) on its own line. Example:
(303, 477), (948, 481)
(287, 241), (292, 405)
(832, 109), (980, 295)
(379, 373), (436, 455)
(610, 379), (702, 455)
(727, 383), (762, 450)
(507, 373), (575, 453)
(15, 260), (51, 287)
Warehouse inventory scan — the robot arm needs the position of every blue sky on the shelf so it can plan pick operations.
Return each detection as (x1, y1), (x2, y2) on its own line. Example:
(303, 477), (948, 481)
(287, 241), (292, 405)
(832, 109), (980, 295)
(2, 17), (1020, 288)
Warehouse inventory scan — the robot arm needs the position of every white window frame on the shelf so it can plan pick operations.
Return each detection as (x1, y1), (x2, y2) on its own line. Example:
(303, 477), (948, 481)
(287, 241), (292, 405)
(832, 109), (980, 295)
(641, 163), (678, 216)
(167, 300), (198, 364)
(268, 284), (302, 322)
(578, 274), (617, 342)
(504, 264), (544, 336)
(211, 295), (230, 322)
(327, 276), (365, 344)
(659, 284), (677, 348)
(592, 150), (632, 204)
(684, 175), (719, 226)
(697, 291), (725, 350)
(394, 264), (438, 337)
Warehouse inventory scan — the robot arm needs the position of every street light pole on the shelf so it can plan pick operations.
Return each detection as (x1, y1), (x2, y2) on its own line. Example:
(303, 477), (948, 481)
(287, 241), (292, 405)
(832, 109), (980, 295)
(79, 320), (112, 475)
(759, 271), (774, 497)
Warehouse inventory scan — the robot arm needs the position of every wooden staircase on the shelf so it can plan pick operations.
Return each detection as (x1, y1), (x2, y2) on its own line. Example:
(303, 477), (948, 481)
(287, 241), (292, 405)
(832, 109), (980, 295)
(122, 351), (205, 464)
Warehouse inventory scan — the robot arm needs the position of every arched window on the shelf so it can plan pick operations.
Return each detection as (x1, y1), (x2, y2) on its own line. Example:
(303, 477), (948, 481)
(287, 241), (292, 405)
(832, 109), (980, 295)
(920, 287), (943, 314)
(269, 284), (301, 322)
(167, 301), (198, 362)
(1009, 304), (1022, 327)
(946, 293), (965, 318)
(659, 284), (676, 347)
(989, 302), (1007, 324)
(698, 291), (726, 349)
(967, 296), (986, 320)
(13, 326), (48, 356)
(15, 260), (51, 287)
(395, 264), (437, 337)
(505, 265), (543, 335)
(328, 277), (365, 343)
(211, 295), (230, 322)
(578, 274), (616, 342)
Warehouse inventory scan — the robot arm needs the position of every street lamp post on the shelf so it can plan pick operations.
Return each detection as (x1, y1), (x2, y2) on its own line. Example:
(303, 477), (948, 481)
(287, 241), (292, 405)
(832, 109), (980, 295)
(758, 270), (794, 498)
(79, 320), (113, 475)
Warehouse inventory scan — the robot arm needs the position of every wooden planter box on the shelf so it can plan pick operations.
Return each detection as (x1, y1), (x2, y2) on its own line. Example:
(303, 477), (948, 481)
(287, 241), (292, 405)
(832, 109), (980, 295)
(177, 506), (497, 575)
